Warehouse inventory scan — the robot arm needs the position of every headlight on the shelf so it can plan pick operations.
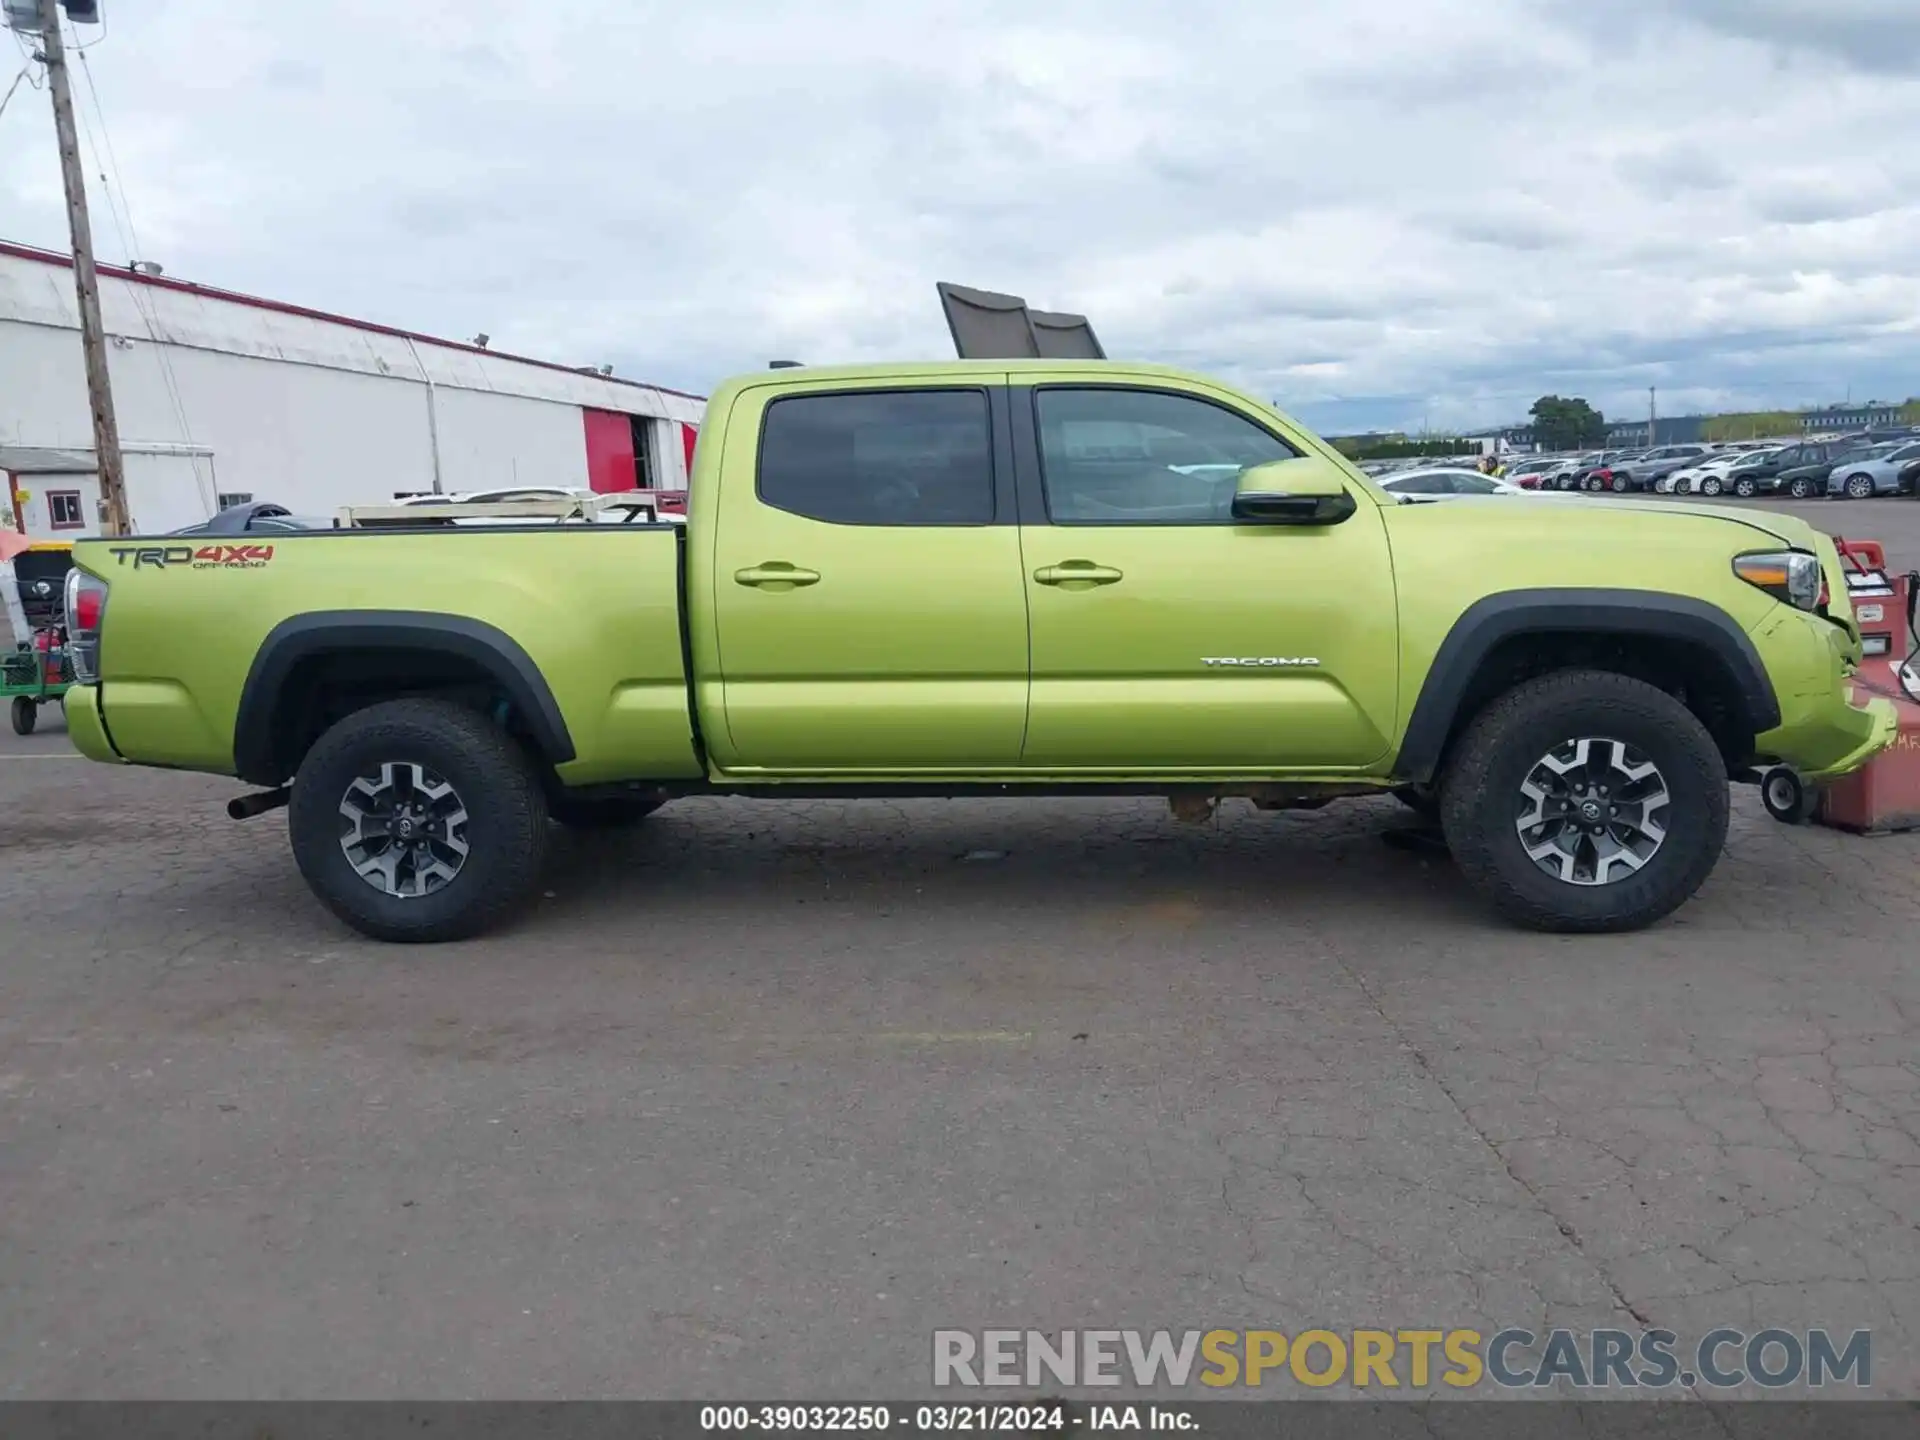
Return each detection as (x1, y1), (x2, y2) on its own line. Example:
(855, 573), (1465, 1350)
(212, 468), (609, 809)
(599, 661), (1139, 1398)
(1733, 550), (1825, 611)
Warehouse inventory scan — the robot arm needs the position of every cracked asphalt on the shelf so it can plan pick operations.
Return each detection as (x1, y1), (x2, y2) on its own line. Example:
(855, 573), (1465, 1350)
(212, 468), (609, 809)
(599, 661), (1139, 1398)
(2, 495), (1918, 1405)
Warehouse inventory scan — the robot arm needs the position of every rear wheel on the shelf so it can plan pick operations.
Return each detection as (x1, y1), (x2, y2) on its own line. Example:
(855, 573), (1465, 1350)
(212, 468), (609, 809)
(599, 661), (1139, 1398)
(1609, 473), (1629, 492)
(1440, 670), (1728, 932)
(1699, 476), (1724, 496)
(10, 696), (34, 735)
(289, 698), (549, 942)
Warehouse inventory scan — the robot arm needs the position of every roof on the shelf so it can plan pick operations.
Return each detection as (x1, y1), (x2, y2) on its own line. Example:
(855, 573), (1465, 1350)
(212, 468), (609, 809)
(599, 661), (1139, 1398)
(0, 238), (705, 410)
(0, 445), (97, 474)
(710, 358), (1228, 397)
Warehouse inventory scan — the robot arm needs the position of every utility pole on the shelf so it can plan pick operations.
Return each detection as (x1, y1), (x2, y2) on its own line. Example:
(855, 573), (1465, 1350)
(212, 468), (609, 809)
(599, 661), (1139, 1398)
(1648, 386), (1657, 447)
(32, 0), (130, 536)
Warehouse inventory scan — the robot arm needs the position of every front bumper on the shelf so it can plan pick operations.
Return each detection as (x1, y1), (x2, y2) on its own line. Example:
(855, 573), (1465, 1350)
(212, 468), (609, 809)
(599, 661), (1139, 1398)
(1794, 694), (1898, 783)
(1748, 602), (1898, 782)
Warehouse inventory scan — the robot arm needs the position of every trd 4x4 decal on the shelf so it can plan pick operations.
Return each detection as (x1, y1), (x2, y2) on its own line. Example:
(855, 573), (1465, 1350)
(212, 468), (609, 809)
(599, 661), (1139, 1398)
(108, 544), (276, 570)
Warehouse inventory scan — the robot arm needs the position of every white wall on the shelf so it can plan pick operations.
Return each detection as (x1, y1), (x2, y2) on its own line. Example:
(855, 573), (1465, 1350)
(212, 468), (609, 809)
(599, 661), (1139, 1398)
(0, 246), (703, 527)
(10, 471), (99, 539)
(430, 383), (590, 495)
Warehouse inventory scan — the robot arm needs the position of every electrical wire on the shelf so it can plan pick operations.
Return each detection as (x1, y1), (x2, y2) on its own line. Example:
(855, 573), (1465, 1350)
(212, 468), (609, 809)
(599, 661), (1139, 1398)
(71, 35), (199, 458)
(0, 63), (28, 120)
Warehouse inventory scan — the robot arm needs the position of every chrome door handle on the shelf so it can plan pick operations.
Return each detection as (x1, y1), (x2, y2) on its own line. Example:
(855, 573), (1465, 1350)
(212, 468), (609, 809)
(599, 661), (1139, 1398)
(734, 562), (821, 590)
(1034, 561), (1123, 589)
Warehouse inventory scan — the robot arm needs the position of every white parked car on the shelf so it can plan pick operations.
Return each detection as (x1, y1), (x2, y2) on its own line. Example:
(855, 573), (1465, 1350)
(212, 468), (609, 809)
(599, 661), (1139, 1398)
(1663, 448), (1784, 496)
(1378, 468), (1527, 501)
(396, 486), (595, 509)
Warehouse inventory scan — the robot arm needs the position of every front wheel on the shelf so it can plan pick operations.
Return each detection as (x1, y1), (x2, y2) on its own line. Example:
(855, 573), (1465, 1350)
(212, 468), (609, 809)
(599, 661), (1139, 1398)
(288, 698), (550, 942)
(1440, 670), (1728, 932)
(10, 695), (35, 735)
(1845, 473), (1875, 499)
(1733, 477), (1757, 498)
(1787, 477), (1815, 499)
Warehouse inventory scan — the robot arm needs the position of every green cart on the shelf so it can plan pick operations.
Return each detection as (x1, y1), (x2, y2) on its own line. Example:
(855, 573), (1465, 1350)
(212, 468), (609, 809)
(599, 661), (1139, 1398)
(2, 539), (75, 735)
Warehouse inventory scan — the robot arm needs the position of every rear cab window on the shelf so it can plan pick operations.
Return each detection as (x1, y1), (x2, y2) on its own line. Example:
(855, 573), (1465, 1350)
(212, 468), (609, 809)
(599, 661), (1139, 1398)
(757, 390), (994, 526)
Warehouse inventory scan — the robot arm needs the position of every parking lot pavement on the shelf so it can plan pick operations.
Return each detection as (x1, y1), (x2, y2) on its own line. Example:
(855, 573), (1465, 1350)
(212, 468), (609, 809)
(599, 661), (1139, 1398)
(3, 723), (1918, 1403)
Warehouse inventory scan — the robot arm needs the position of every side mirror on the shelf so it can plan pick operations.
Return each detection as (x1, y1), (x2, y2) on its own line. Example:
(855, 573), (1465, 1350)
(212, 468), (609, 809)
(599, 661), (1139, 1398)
(1231, 457), (1358, 526)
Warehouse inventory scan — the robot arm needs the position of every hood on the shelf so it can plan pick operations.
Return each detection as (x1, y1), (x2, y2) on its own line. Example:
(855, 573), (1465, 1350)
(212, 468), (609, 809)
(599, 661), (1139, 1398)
(1486, 492), (1816, 545)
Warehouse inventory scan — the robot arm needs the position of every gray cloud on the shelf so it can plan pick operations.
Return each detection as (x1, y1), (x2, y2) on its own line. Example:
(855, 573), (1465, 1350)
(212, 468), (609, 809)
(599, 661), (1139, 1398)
(1617, 145), (1734, 201)
(1, 0), (1916, 435)
(1658, 0), (1920, 75)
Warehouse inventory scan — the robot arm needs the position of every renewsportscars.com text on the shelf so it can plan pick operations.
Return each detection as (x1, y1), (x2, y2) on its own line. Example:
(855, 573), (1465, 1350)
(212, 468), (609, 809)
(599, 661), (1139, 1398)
(931, 1328), (1871, 1391)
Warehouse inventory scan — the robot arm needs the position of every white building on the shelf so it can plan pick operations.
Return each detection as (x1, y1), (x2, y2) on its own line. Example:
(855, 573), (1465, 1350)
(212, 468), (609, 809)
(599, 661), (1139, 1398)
(0, 239), (704, 539)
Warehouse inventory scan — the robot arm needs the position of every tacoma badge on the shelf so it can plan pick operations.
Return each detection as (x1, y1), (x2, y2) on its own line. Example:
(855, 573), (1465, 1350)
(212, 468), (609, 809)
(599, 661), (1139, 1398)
(1202, 656), (1320, 667)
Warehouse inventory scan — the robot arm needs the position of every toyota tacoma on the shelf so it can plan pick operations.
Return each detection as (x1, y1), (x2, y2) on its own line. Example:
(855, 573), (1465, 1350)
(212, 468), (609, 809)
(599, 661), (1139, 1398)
(60, 361), (1895, 941)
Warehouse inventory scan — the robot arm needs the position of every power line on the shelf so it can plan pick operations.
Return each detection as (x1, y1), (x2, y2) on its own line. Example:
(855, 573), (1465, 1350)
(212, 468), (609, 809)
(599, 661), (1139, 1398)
(0, 62), (28, 119)
(71, 39), (198, 457)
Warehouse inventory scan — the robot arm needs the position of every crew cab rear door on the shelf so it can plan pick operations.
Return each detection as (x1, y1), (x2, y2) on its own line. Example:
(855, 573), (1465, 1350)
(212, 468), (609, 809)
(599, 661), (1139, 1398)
(706, 377), (1029, 773)
(1010, 379), (1397, 770)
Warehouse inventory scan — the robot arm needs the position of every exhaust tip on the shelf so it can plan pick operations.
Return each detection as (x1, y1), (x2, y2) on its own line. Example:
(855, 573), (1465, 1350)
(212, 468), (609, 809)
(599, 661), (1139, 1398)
(227, 787), (290, 820)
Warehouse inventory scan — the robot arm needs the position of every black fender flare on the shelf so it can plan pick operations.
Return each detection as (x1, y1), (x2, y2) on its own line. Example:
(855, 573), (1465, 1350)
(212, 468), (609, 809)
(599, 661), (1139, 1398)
(233, 611), (575, 785)
(1392, 588), (1781, 784)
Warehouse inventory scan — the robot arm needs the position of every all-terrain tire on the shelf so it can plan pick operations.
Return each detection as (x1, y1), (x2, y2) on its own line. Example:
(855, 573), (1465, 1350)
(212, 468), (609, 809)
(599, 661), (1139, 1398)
(1439, 670), (1728, 933)
(289, 698), (549, 942)
(549, 792), (667, 828)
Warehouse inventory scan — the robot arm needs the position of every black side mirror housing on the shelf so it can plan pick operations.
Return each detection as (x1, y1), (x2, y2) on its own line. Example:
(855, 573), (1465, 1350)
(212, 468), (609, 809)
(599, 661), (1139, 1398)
(1231, 491), (1358, 525)
(1230, 457), (1360, 526)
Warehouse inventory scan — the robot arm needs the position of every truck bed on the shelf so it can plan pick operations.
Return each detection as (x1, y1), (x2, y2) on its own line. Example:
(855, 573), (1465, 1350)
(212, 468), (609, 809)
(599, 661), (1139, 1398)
(73, 525), (703, 785)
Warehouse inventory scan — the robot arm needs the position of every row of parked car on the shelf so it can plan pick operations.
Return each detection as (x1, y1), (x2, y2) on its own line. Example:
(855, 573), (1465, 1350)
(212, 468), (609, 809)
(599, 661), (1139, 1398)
(1504, 435), (1920, 500)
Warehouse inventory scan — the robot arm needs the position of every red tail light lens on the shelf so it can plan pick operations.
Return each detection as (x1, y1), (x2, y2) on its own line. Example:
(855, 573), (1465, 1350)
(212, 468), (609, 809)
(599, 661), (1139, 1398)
(63, 568), (108, 683)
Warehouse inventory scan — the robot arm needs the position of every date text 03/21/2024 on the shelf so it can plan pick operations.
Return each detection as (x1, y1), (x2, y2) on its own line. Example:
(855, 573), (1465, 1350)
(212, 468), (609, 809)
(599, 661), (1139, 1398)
(699, 1406), (1176, 1433)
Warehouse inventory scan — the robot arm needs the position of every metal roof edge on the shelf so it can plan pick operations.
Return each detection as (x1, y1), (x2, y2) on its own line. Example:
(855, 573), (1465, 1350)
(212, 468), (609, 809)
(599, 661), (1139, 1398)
(0, 238), (707, 405)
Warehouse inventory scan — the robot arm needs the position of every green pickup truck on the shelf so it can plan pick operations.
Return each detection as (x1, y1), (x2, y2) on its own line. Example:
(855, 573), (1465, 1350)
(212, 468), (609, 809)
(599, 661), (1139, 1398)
(61, 360), (1894, 942)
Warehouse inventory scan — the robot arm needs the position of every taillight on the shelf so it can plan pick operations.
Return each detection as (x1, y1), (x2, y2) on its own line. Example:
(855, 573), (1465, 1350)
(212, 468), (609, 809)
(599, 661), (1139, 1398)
(64, 567), (108, 683)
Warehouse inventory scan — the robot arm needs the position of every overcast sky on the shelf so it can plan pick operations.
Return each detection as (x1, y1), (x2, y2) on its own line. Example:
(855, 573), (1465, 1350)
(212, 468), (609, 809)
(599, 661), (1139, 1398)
(4, 0), (1919, 434)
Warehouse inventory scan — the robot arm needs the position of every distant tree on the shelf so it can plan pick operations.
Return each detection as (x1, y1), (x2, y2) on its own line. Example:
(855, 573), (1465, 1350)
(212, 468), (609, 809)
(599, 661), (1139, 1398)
(1702, 412), (1801, 443)
(1529, 396), (1607, 449)
(1341, 437), (1478, 462)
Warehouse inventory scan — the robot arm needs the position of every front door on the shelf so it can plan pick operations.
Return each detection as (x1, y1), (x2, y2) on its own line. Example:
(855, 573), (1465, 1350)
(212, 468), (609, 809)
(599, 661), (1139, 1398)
(1015, 382), (1397, 771)
(710, 382), (1030, 773)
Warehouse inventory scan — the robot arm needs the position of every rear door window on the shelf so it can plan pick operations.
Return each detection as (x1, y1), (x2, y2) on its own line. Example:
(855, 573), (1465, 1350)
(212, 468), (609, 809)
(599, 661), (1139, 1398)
(758, 390), (994, 526)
